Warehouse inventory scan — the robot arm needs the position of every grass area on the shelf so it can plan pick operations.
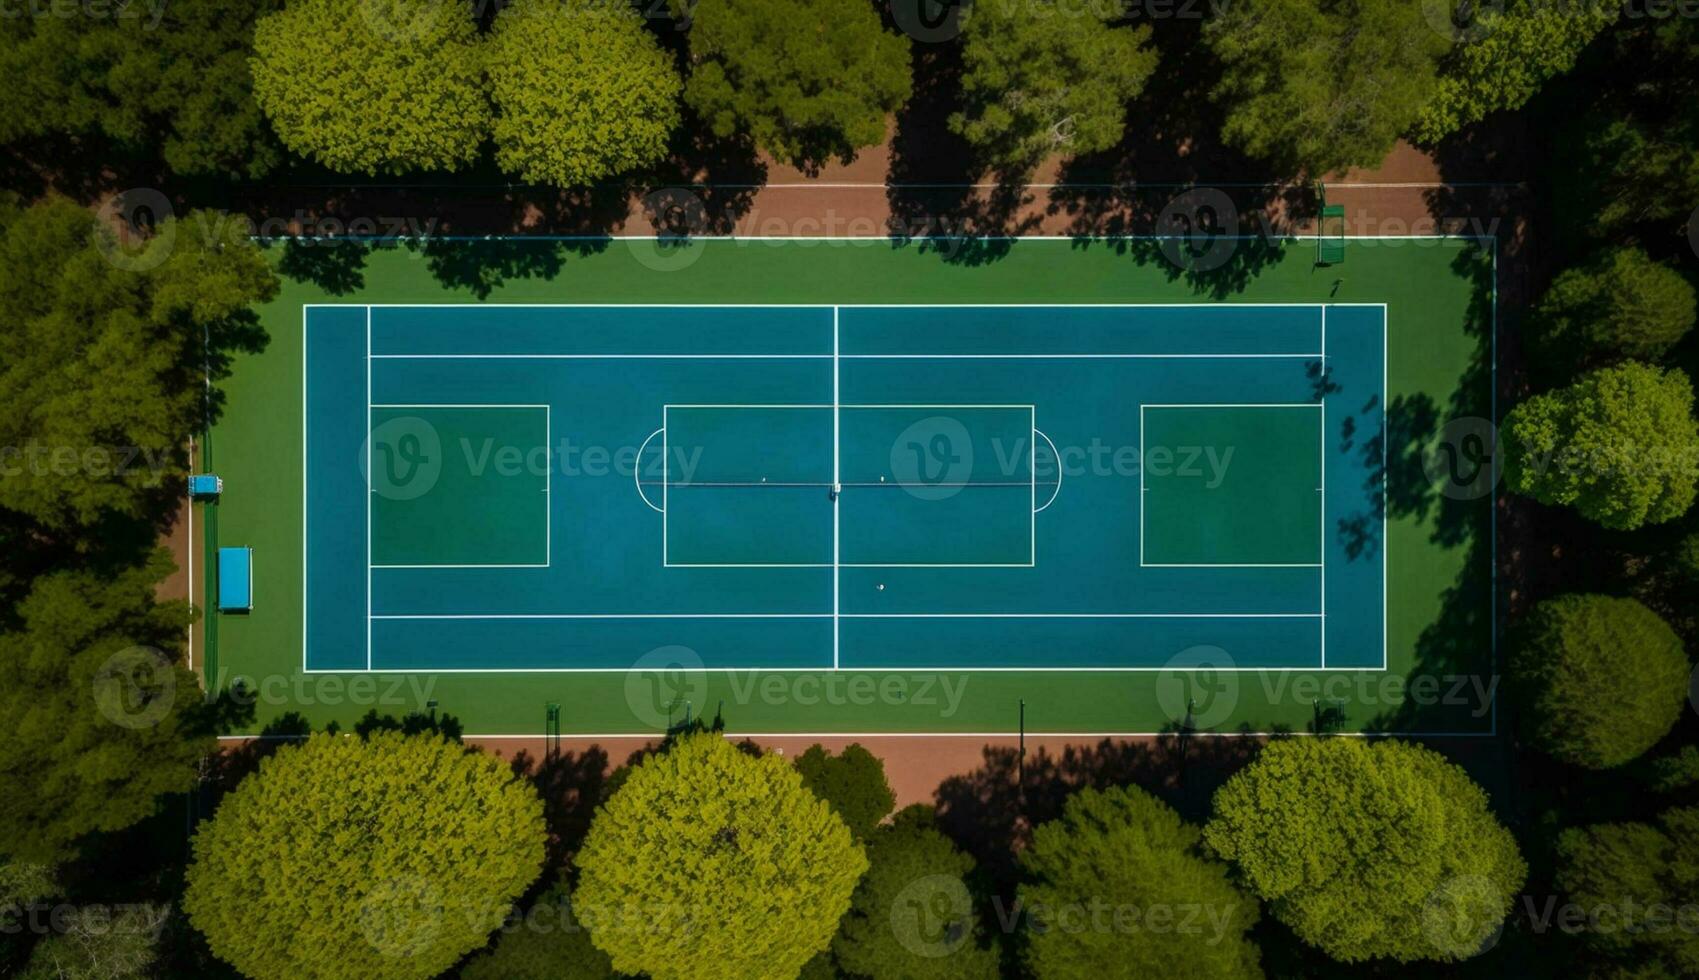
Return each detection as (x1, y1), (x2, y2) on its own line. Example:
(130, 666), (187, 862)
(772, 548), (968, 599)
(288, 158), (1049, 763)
(203, 236), (1494, 737)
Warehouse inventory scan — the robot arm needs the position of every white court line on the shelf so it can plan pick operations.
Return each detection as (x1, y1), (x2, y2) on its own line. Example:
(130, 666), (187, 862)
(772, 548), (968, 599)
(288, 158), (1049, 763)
(373, 563), (548, 569)
(662, 403), (1034, 409)
(310, 301), (1393, 675)
(301, 308), (308, 673)
(373, 353), (1321, 361)
(370, 403), (549, 408)
(1143, 563), (1323, 569)
(833, 309), (841, 670)
(372, 354), (834, 359)
(344, 301), (1394, 308)
(840, 353), (1321, 359)
(1033, 429), (1062, 513)
(1320, 306), (1329, 668)
(371, 612), (1320, 620)
(365, 308), (372, 670)
(634, 428), (664, 512)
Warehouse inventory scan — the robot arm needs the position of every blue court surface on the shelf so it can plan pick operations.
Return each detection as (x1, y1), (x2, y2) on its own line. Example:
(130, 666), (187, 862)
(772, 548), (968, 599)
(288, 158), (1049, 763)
(303, 304), (1386, 673)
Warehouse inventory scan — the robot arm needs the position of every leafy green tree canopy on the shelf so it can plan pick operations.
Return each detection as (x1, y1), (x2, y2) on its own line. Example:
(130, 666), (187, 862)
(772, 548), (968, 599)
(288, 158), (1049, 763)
(1556, 806), (1699, 976)
(1502, 362), (1699, 530)
(1205, 738), (1526, 963)
(487, 0), (681, 187)
(574, 733), (867, 980)
(795, 742), (896, 840)
(0, 197), (276, 535)
(1551, 15), (1698, 241)
(1529, 247), (1696, 368)
(184, 731), (546, 980)
(1635, 745), (1699, 794)
(0, 0), (283, 178)
(1413, 0), (1619, 143)
(682, 0), (911, 169)
(1022, 785), (1261, 979)
(0, 553), (208, 864)
(1511, 595), (1690, 769)
(831, 806), (1000, 980)
(460, 886), (616, 980)
(251, 0), (489, 174)
(19, 903), (167, 980)
(1204, 0), (1449, 174)
(950, 1), (1157, 173)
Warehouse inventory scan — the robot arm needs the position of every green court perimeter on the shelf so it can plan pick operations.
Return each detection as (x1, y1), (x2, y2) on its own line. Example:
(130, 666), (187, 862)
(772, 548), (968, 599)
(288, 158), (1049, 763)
(200, 237), (1495, 739)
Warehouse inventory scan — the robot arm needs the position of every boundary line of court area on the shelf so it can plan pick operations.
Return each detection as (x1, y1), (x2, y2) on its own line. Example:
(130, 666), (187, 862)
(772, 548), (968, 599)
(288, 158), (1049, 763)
(309, 301), (1390, 676)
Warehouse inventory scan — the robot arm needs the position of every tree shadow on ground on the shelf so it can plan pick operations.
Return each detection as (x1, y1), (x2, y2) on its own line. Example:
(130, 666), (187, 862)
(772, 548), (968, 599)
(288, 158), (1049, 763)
(882, 26), (1057, 266)
(933, 733), (1268, 885)
(507, 747), (613, 873)
(1046, 12), (1313, 275)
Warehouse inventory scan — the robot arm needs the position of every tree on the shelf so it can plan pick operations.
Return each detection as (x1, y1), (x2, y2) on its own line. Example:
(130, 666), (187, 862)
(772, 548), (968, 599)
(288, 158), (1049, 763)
(0, 197), (277, 536)
(1204, 0), (1450, 174)
(1527, 247), (1696, 368)
(573, 733), (867, 980)
(0, 1), (282, 178)
(251, 0), (489, 174)
(1510, 595), (1690, 769)
(486, 0), (680, 187)
(1556, 807), (1699, 975)
(19, 903), (167, 980)
(830, 806), (1000, 980)
(1205, 738), (1525, 963)
(1413, 0), (1618, 143)
(1550, 16), (1698, 241)
(682, 0), (911, 169)
(1022, 786), (1260, 979)
(950, 1), (1157, 173)
(1501, 362), (1699, 530)
(1673, 531), (1699, 587)
(183, 731), (545, 980)
(461, 886), (615, 980)
(0, 553), (209, 863)
(794, 743), (895, 840)
(1634, 746), (1699, 794)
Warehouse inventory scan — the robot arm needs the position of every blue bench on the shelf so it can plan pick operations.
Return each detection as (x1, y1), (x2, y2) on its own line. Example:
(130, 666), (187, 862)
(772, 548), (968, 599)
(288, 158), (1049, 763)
(188, 474), (223, 498)
(218, 547), (253, 612)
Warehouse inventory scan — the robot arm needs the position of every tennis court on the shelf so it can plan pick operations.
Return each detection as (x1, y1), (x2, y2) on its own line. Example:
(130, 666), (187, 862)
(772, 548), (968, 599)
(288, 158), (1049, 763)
(303, 302), (1386, 675)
